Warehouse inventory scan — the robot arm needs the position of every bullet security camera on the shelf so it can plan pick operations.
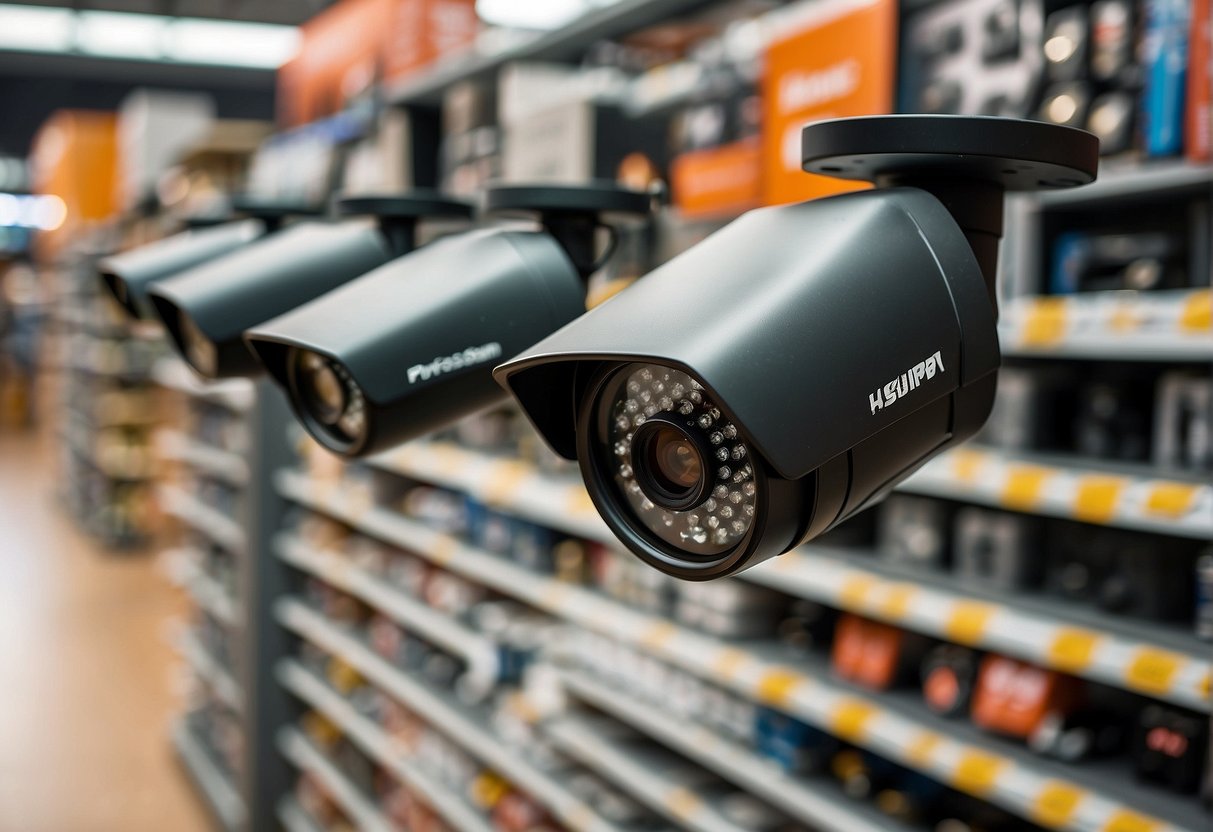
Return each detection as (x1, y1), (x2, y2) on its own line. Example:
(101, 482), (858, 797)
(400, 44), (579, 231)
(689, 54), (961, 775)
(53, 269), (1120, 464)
(145, 192), (473, 379)
(244, 183), (653, 457)
(495, 115), (1099, 580)
(96, 198), (317, 320)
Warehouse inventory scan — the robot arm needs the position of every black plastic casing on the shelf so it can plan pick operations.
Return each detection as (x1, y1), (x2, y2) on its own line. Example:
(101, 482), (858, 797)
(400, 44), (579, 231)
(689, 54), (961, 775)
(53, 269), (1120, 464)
(495, 187), (1001, 579)
(244, 227), (587, 457)
(146, 220), (393, 378)
(97, 219), (265, 319)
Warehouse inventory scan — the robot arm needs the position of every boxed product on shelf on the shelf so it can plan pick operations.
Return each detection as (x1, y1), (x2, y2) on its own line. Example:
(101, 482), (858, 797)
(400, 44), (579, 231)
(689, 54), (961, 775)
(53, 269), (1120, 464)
(902, 0), (1046, 118)
(875, 495), (952, 569)
(831, 613), (931, 690)
(952, 506), (1045, 590)
(1153, 370), (1213, 471)
(920, 643), (981, 718)
(969, 654), (1085, 740)
(1134, 702), (1210, 792)
(1197, 552), (1213, 640)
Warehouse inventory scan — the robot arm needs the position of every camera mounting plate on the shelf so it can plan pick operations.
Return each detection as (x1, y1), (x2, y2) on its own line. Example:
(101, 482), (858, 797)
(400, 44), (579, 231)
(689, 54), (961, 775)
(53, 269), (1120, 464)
(336, 191), (474, 256)
(487, 183), (654, 280)
(800, 115), (1099, 190)
(485, 183), (653, 218)
(336, 192), (474, 220)
(230, 196), (323, 219)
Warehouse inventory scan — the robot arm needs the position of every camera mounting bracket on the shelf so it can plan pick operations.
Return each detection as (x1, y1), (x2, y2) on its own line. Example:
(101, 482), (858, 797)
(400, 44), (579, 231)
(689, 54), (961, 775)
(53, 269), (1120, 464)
(230, 196), (324, 233)
(801, 115), (1099, 308)
(486, 183), (655, 279)
(337, 192), (475, 255)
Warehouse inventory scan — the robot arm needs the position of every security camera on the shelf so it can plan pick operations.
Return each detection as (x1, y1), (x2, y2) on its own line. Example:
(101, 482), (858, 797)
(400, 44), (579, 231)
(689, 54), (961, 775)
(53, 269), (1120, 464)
(244, 183), (653, 457)
(495, 115), (1098, 580)
(145, 192), (473, 379)
(97, 198), (317, 320)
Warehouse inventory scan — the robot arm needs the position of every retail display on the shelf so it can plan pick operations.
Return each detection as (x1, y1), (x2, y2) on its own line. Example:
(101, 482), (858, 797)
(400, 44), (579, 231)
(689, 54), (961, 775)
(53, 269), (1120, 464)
(23, 0), (1211, 830)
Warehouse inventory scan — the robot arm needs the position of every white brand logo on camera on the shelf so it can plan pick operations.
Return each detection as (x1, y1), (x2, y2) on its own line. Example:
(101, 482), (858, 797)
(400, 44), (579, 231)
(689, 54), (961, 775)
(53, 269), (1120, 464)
(407, 342), (503, 385)
(869, 351), (945, 415)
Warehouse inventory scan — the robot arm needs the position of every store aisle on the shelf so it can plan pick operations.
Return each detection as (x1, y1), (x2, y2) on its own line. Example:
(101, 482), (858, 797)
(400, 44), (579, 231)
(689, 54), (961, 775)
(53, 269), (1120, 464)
(0, 428), (209, 832)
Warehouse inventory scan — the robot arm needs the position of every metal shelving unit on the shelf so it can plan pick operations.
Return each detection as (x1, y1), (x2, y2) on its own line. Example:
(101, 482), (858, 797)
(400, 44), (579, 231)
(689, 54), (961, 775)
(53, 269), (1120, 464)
(276, 727), (394, 832)
(276, 597), (628, 832)
(275, 469), (1204, 832)
(158, 379), (297, 832)
(276, 659), (496, 832)
(173, 718), (247, 832)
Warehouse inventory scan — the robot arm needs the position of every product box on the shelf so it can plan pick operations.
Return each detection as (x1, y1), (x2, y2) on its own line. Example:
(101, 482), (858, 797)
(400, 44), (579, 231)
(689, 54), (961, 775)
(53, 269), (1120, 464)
(501, 98), (668, 184)
(970, 655), (1083, 739)
(116, 89), (215, 212)
(383, 0), (479, 83)
(670, 139), (763, 219)
(1187, 0), (1211, 160)
(760, 0), (898, 205)
(1142, 0), (1191, 156)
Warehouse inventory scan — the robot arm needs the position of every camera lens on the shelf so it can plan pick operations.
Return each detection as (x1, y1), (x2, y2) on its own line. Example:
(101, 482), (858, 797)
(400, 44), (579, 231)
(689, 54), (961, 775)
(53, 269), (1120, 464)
(288, 348), (367, 447)
(180, 312), (217, 377)
(296, 352), (345, 425)
(632, 419), (711, 511)
(592, 363), (758, 558)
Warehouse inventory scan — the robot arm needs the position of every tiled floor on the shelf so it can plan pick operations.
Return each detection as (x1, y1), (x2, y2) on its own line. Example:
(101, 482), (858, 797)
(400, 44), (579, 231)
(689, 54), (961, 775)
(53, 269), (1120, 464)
(0, 426), (209, 832)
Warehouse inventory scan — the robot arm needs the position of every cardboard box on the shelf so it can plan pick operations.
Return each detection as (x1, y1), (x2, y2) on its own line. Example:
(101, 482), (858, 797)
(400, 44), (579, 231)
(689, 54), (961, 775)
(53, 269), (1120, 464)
(760, 0), (898, 205)
(671, 139), (763, 219)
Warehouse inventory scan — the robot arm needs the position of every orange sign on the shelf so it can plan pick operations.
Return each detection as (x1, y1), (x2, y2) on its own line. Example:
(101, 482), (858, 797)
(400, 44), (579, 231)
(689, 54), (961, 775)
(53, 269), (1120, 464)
(760, 0), (898, 205)
(670, 138), (763, 219)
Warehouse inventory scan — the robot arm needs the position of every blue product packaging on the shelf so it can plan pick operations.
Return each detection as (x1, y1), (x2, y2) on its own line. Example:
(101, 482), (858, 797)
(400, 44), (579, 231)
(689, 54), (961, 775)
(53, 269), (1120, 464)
(1143, 0), (1192, 156)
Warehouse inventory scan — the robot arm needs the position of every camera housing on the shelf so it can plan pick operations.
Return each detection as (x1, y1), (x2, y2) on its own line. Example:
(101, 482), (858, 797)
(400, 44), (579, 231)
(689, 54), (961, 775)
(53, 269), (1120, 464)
(496, 115), (1098, 579)
(244, 183), (653, 457)
(96, 198), (317, 320)
(145, 192), (472, 379)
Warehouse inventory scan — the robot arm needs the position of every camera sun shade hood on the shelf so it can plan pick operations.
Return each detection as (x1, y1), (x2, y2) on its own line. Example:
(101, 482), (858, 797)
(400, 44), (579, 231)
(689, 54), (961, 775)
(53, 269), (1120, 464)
(244, 228), (586, 454)
(97, 197), (320, 321)
(495, 115), (1100, 481)
(147, 192), (473, 378)
(496, 187), (995, 481)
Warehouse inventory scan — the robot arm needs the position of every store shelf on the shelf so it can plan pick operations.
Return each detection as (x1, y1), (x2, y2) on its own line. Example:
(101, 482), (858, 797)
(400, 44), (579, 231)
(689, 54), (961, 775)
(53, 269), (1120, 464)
(277, 726), (394, 832)
(385, 0), (720, 106)
(276, 534), (499, 682)
(172, 718), (246, 832)
(363, 442), (1212, 705)
(544, 715), (749, 832)
(158, 430), (250, 486)
(899, 445), (1213, 539)
(1034, 160), (1213, 207)
(152, 358), (254, 412)
(158, 484), (246, 555)
(998, 290), (1213, 362)
(276, 597), (626, 832)
(749, 547), (1211, 711)
(176, 629), (243, 714)
(548, 673), (899, 832)
(277, 659), (495, 832)
(276, 470), (1204, 832)
(163, 547), (240, 628)
(277, 797), (325, 832)
(367, 440), (609, 542)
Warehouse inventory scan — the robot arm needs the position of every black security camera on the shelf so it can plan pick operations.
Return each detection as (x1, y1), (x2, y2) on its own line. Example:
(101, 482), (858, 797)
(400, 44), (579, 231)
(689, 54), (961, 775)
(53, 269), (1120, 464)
(495, 115), (1099, 580)
(145, 192), (473, 379)
(244, 183), (653, 457)
(97, 198), (317, 320)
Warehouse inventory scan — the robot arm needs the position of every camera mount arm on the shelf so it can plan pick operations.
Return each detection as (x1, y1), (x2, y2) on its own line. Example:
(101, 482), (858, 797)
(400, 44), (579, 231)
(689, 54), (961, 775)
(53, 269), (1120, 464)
(228, 196), (325, 232)
(801, 115), (1100, 312)
(337, 192), (475, 256)
(485, 183), (655, 280)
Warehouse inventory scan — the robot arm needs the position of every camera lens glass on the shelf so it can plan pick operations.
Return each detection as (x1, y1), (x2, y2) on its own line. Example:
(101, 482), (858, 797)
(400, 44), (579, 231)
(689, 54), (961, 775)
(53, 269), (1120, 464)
(288, 348), (367, 445)
(179, 312), (217, 377)
(597, 363), (757, 557)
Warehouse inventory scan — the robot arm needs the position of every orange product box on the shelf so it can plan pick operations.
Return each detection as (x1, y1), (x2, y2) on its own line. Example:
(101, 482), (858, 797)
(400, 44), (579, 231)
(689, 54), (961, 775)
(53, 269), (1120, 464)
(832, 613), (912, 689)
(671, 138), (763, 219)
(383, 0), (479, 83)
(970, 654), (1083, 739)
(1187, 0), (1211, 161)
(760, 0), (898, 206)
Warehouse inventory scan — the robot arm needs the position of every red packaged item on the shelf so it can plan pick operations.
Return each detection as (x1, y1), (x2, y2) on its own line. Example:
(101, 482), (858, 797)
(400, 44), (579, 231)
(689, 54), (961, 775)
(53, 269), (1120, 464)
(831, 614), (925, 689)
(971, 655), (1083, 739)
